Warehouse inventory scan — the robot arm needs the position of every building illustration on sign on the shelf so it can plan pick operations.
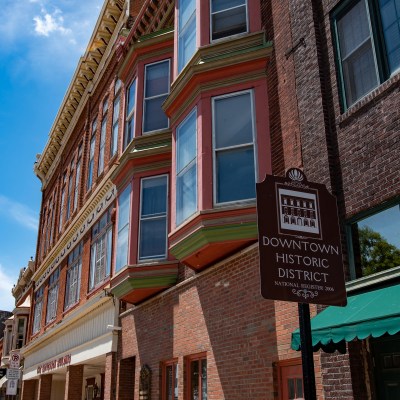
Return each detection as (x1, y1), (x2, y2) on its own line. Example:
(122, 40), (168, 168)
(278, 188), (320, 236)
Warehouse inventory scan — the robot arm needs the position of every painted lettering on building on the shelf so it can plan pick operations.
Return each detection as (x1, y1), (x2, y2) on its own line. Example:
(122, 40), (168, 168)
(37, 354), (71, 374)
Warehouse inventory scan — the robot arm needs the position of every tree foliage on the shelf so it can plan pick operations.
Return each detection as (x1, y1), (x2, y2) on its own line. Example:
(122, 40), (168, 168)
(358, 226), (400, 276)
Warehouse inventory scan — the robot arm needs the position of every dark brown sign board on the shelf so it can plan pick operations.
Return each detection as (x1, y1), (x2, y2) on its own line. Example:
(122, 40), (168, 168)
(257, 168), (347, 306)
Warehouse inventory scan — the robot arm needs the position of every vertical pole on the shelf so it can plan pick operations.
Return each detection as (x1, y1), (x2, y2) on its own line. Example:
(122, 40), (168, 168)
(298, 303), (317, 400)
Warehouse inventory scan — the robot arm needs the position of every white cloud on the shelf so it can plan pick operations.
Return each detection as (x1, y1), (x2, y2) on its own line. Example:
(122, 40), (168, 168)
(33, 12), (71, 37)
(0, 264), (16, 311)
(0, 195), (38, 231)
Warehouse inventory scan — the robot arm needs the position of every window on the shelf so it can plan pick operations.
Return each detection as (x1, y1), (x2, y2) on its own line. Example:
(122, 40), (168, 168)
(65, 242), (83, 310)
(162, 360), (178, 400)
(176, 108), (197, 225)
(111, 94), (121, 157)
(178, 0), (196, 72)
(212, 90), (256, 204)
(46, 267), (60, 324)
(98, 99), (108, 175)
(15, 318), (27, 349)
(187, 354), (207, 400)
(143, 60), (170, 133)
(59, 173), (67, 232)
(116, 185), (131, 271)
(139, 175), (168, 261)
(89, 208), (113, 290)
(3, 324), (12, 355)
(124, 79), (136, 150)
(87, 119), (97, 190)
(211, 0), (248, 41)
(348, 203), (400, 279)
(32, 286), (44, 335)
(66, 161), (74, 220)
(333, 0), (400, 108)
(74, 144), (82, 211)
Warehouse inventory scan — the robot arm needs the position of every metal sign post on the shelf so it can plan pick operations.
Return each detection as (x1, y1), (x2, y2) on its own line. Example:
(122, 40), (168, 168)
(298, 303), (316, 400)
(256, 168), (347, 400)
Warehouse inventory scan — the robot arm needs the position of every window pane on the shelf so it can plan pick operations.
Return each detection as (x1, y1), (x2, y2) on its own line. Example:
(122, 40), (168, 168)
(177, 109), (197, 172)
(127, 80), (136, 115)
(212, 0), (245, 13)
(179, 17), (197, 72)
(180, 0), (196, 28)
(216, 147), (255, 203)
(141, 177), (167, 216)
(342, 41), (378, 105)
(212, 3), (247, 40)
(118, 186), (131, 231)
(177, 163), (197, 225)
(336, 0), (379, 105)
(337, 0), (371, 58)
(379, 0), (400, 72)
(351, 204), (400, 277)
(139, 218), (167, 259)
(201, 359), (207, 400)
(214, 93), (253, 148)
(145, 62), (169, 97)
(191, 360), (199, 400)
(166, 365), (173, 400)
(116, 225), (129, 271)
(143, 95), (169, 132)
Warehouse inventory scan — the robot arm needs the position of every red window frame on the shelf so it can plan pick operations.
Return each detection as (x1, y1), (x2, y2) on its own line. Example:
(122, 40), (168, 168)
(185, 353), (207, 400)
(162, 359), (178, 400)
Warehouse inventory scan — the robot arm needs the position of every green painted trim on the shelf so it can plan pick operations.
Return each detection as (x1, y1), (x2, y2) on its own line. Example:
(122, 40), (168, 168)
(138, 26), (174, 42)
(170, 222), (258, 260)
(111, 274), (177, 299)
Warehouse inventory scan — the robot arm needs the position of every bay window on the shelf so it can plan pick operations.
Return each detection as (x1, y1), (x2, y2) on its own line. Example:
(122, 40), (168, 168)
(111, 94), (121, 156)
(139, 175), (168, 261)
(116, 185), (131, 271)
(89, 208), (113, 290)
(143, 60), (170, 133)
(98, 99), (108, 175)
(65, 242), (82, 309)
(74, 144), (82, 211)
(178, 0), (196, 72)
(176, 108), (197, 225)
(87, 119), (97, 190)
(211, 0), (248, 41)
(333, 0), (400, 108)
(212, 90), (256, 204)
(46, 267), (60, 324)
(32, 286), (44, 334)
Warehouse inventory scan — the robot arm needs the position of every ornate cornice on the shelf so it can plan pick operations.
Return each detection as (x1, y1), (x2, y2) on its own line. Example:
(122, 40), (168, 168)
(33, 173), (117, 289)
(34, 0), (127, 187)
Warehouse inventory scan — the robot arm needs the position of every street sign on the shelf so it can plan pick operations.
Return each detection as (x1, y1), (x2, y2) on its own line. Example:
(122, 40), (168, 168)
(10, 352), (21, 369)
(257, 168), (347, 306)
(6, 369), (21, 380)
(6, 379), (18, 396)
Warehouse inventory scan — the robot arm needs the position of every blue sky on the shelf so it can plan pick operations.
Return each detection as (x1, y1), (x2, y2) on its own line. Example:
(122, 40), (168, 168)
(0, 0), (103, 311)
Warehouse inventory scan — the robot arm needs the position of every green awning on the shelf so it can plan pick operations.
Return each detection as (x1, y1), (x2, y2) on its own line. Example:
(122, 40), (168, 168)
(291, 283), (400, 352)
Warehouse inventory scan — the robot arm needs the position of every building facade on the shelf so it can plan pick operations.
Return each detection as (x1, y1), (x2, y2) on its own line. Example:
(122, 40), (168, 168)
(13, 0), (400, 399)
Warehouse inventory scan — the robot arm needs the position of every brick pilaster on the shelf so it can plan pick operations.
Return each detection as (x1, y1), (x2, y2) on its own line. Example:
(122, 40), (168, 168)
(21, 379), (37, 400)
(103, 352), (117, 400)
(65, 365), (84, 400)
(37, 374), (52, 400)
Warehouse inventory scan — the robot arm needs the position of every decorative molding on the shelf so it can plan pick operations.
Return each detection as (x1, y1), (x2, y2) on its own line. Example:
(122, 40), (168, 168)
(34, 182), (116, 289)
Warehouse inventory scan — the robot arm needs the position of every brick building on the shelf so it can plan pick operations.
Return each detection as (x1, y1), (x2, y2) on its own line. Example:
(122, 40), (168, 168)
(15, 0), (400, 399)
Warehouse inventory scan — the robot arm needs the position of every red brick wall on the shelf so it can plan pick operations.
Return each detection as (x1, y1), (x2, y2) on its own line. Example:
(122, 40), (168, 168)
(103, 352), (117, 400)
(117, 246), (306, 399)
